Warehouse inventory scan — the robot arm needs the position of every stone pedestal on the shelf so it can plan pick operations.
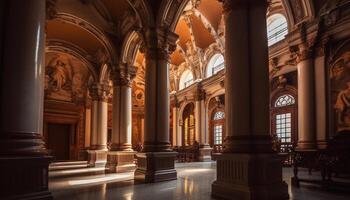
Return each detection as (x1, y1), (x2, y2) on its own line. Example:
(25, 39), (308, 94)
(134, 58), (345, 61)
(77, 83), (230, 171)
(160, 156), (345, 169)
(87, 150), (107, 168)
(105, 151), (136, 173)
(212, 153), (289, 200)
(199, 145), (212, 161)
(0, 156), (52, 200)
(135, 152), (177, 183)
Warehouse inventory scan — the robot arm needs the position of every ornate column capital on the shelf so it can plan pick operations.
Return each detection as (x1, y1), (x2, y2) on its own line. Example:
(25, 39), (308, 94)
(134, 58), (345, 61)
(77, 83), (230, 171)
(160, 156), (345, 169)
(290, 42), (314, 63)
(141, 27), (178, 61)
(219, 0), (268, 13)
(314, 37), (329, 58)
(89, 83), (111, 102)
(112, 63), (137, 87)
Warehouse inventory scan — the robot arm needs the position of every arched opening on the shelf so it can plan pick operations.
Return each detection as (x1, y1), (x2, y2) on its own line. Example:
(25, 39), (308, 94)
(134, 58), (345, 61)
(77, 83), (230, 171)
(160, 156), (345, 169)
(211, 110), (225, 146)
(267, 13), (288, 46)
(271, 91), (297, 156)
(206, 53), (224, 78)
(179, 69), (194, 90)
(182, 103), (195, 146)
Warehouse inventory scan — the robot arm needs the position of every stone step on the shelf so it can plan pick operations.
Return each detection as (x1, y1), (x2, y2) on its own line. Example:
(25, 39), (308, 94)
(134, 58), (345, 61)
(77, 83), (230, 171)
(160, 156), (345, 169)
(49, 164), (88, 171)
(49, 166), (106, 179)
(50, 161), (88, 167)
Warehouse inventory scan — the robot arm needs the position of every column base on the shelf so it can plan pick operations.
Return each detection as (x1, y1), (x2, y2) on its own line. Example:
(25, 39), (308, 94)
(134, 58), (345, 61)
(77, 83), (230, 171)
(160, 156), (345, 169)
(199, 145), (212, 161)
(87, 150), (107, 168)
(296, 141), (317, 150)
(105, 151), (136, 173)
(0, 156), (53, 200)
(317, 140), (328, 150)
(211, 153), (289, 200)
(134, 152), (177, 183)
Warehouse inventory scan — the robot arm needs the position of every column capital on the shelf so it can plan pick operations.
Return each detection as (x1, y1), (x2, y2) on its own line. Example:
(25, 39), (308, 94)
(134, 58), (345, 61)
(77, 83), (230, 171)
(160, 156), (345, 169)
(290, 42), (314, 63)
(141, 27), (178, 61)
(89, 83), (111, 102)
(314, 37), (329, 58)
(111, 63), (137, 87)
(219, 0), (268, 13)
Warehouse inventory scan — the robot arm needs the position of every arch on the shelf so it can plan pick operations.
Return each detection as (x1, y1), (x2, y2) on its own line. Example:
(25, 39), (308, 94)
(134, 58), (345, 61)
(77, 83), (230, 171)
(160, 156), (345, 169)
(121, 31), (143, 65)
(46, 39), (98, 82)
(206, 53), (224, 78)
(267, 13), (288, 46)
(179, 69), (194, 90)
(270, 85), (298, 155)
(52, 13), (117, 64)
(127, 0), (155, 28)
(182, 102), (195, 146)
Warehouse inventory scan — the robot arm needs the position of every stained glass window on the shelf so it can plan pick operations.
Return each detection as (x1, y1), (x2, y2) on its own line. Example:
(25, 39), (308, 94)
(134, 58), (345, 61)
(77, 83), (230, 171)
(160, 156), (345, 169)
(213, 111), (225, 120)
(275, 94), (295, 107)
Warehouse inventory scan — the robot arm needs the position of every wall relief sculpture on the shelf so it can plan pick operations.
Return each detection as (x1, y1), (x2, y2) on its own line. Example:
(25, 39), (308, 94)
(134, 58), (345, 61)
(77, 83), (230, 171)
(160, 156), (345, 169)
(45, 52), (92, 104)
(330, 51), (350, 131)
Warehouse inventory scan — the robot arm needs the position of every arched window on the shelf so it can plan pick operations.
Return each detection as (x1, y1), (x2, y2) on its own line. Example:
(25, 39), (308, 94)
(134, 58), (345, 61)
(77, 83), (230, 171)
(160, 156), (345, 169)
(179, 70), (194, 90)
(212, 111), (225, 145)
(206, 54), (224, 78)
(182, 103), (195, 146)
(275, 94), (295, 107)
(267, 14), (288, 46)
(271, 92), (297, 155)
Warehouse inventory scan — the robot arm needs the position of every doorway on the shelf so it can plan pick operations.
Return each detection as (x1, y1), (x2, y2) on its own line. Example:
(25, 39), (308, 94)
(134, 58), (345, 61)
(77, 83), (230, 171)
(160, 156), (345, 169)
(47, 123), (71, 161)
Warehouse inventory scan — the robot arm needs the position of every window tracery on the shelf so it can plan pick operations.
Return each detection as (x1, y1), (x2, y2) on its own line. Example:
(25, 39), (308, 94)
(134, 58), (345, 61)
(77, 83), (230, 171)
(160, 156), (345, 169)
(274, 94), (295, 107)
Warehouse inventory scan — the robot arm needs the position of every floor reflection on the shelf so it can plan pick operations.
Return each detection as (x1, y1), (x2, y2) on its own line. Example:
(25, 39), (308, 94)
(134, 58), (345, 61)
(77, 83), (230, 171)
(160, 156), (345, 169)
(50, 162), (350, 200)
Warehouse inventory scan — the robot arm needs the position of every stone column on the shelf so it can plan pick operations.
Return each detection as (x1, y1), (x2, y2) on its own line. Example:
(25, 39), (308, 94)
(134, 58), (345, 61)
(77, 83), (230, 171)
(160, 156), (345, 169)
(0, 0), (52, 199)
(135, 28), (178, 183)
(172, 96), (180, 146)
(195, 85), (212, 161)
(211, 1), (288, 199)
(87, 83), (110, 167)
(106, 64), (136, 173)
(296, 43), (317, 150)
(314, 40), (328, 149)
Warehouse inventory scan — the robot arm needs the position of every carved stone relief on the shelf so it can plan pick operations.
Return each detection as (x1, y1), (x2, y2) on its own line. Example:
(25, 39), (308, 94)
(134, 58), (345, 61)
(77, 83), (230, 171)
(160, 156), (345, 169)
(330, 51), (350, 131)
(45, 52), (92, 104)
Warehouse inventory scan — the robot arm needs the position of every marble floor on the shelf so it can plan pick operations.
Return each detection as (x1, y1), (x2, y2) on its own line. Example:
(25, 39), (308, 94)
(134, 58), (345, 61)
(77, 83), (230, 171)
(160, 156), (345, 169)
(50, 162), (350, 200)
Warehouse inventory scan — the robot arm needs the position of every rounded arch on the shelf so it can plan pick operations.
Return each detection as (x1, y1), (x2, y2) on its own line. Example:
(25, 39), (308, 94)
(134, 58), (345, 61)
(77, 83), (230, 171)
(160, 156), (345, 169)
(270, 85), (298, 154)
(127, 0), (155, 28)
(51, 13), (117, 64)
(99, 63), (112, 83)
(267, 13), (288, 46)
(179, 69), (194, 90)
(158, 0), (314, 34)
(46, 39), (98, 82)
(181, 102), (195, 146)
(206, 53), (224, 78)
(121, 30), (143, 65)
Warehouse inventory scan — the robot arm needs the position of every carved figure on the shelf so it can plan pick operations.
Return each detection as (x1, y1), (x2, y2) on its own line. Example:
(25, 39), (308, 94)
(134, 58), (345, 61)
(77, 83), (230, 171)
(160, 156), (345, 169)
(51, 60), (67, 91)
(335, 81), (350, 129)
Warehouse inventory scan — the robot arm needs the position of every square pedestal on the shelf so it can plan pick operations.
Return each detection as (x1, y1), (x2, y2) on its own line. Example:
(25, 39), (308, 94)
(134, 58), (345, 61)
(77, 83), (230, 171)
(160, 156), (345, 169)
(87, 150), (107, 168)
(199, 146), (213, 161)
(0, 156), (53, 200)
(212, 153), (289, 200)
(134, 152), (177, 183)
(105, 151), (136, 173)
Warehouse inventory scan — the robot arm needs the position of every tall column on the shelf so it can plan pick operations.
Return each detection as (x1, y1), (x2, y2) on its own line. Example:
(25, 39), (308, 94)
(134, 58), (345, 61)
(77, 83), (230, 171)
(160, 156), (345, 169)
(296, 43), (317, 150)
(211, 1), (288, 199)
(87, 83), (110, 167)
(195, 85), (212, 161)
(0, 0), (52, 199)
(314, 40), (328, 149)
(172, 96), (180, 146)
(106, 64), (136, 173)
(135, 28), (178, 183)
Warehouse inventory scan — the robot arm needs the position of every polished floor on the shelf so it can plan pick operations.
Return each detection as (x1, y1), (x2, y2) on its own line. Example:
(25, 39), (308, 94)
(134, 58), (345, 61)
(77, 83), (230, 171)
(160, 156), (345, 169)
(50, 162), (350, 200)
